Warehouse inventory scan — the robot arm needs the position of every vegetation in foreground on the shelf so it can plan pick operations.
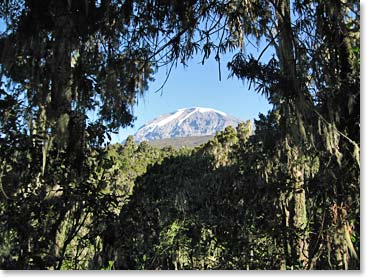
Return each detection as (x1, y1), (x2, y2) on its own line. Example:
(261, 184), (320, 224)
(0, 0), (359, 270)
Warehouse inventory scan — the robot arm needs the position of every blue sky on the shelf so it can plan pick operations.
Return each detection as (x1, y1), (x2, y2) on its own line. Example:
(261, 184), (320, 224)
(111, 51), (273, 143)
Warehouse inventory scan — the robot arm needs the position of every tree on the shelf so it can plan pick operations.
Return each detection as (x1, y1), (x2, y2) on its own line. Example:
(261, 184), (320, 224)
(113, 130), (246, 269)
(227, 0), (359, 269)
(0, 0), (229, 269)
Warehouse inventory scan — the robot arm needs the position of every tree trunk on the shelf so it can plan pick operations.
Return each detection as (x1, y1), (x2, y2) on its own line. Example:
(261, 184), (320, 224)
(274, 0), (309, 268)
(289, 146), (308, 268)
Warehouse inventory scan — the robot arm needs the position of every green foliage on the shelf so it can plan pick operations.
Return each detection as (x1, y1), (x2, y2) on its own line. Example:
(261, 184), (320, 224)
(113, 144), (243, 269)
(0, 129), (176, 269)
(101, 261), (114, 270)
(109, 105), (358, 270)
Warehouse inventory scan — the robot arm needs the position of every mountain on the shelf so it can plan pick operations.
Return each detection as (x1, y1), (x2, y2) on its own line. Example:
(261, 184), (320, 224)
(134, 107), (243, 143)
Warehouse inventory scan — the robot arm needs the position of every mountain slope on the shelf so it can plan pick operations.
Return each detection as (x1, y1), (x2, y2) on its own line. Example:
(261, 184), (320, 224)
(147, 135), (214, 149)
(134, 107), (243, 142)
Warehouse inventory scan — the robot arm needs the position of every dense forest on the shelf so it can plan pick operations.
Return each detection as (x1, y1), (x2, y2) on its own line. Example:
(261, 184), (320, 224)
(0, 0), (359, 270)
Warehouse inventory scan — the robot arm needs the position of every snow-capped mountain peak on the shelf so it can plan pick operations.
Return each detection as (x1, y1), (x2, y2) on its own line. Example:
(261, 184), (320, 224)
(134, 107), (242, 142)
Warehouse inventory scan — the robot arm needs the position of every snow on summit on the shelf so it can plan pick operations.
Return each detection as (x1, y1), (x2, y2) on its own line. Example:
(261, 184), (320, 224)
(134, 107), (243, 142)
(195, 107), (227, 116)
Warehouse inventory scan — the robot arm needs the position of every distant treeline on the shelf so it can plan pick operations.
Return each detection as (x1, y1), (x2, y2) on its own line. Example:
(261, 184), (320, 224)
(145, 135), (214, 149)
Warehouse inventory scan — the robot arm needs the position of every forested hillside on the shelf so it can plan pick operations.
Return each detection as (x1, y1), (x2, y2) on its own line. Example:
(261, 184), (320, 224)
(0, 0), (359, 270)
(146, 135), (214, 149)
